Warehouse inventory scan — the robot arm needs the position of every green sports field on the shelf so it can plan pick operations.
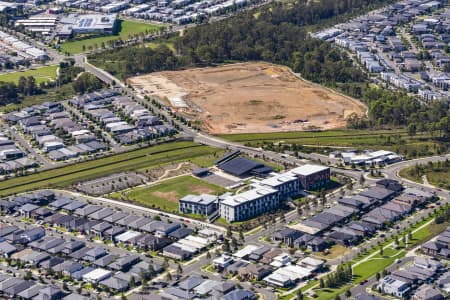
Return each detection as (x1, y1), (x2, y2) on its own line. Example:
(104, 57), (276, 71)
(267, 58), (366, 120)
(110, 175), (227, 213)
(0, 142), (221, 197)
(60, 20), (162, 54)
(0, 65), (58, 84)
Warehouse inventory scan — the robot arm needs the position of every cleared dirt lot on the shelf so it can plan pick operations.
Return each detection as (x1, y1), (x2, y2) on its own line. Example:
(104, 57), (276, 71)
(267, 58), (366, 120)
(128, 62), (367, 134)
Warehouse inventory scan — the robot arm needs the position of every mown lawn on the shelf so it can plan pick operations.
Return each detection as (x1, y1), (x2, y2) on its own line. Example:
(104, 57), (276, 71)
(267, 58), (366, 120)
(400, 163), (450, 190)
(0, 142), (215, 196)
(60, 20), (162, 54)
(217, 129), (441, 157)
(111, 175), (226, 213)
(0, 65), (58, 84)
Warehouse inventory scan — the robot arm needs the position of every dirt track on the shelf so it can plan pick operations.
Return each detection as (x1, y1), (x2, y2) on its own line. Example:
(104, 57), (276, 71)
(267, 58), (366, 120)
(128, 62), (367, 134)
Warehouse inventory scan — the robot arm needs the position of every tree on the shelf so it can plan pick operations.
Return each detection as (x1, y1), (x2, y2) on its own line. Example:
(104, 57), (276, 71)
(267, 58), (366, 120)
(335, 296), (341, 300)
(165, 272), (172, 281)
(320, 278), (325, 288)
(23, 271), (32, 280)
(239, 230), (244, 242)
(226, 226), (232, 239)
(223, 239), (230, 252)
(408, 123), (417, 137)
(72, 72), (103, 94)
(379, 245), (383, 256)
(297, 206), (303, 216)
(376, 272), (381, 281)
(345, 290), (351, 298)
(359, 174), (365, 186)
(206, 251), (211, 259)
(297, 289), (303, 300)
(177, 263), (183, 274)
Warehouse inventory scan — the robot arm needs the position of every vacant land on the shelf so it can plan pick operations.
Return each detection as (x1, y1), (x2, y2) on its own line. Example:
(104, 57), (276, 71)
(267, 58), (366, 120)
(128, 62), (366, 134)
(60, 20), (161, 54)
(110, 175), (226, 213)
(0, 142), (219, 196)
(0, 65), (58, 84)
(400, 161), (450, 189)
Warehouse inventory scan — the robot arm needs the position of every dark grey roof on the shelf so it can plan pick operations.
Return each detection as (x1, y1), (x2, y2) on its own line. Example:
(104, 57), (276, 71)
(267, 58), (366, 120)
(103, 212), (129, 223)
(17, 284), (43, 299)
(69, 247), (91, 260)
(165, 287), (195, 299)
(100, 277), (129, 291)
(310, 212), (344, 225)
(0, 241), (17, 255)
(63, 293), (90, 300)
(0, 277), (23, 291)
(360, 187), (395, 200)
(48, 197), (72, 209)
(116, 215), (140, 226)
(91, 222), (112, 233)
(104, 226), (126, 237)
(74, 205), (102, 217)
(20, 203), (39, 213)
(93, 254), (117, 267)
(168, 227), (193, 239)
(179, 275), (204, 290)
(218, 157), (263, 176)
(4, 280), (34, 296)
(224, 289), (255, 300)
(0, 226), (18, 237)
(109, 254), (140, 270)
(62, 200), (86, 211)
(128, 217), (152, 229)
(89, 207), (115, 220)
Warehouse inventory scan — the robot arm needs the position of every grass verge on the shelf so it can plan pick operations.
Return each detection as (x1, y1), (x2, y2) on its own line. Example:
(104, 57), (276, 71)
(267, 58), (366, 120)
(0, 142), (215, 196)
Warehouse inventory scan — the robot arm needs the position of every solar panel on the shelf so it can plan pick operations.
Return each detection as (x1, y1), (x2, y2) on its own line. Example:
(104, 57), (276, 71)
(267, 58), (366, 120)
(214, 150), (240, 165)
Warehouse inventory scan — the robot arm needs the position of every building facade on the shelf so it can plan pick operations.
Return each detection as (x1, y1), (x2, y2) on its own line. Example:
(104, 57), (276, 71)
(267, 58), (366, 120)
(220, 187), (279, 222)
(179, 194), (218, 216)
(289, 164), (331, 190)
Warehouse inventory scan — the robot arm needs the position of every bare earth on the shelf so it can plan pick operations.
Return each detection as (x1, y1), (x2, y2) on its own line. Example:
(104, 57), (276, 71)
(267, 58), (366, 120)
(128, 62), (367, 134)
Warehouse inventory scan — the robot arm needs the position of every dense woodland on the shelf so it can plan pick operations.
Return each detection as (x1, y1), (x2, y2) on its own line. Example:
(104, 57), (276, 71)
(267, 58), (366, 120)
(89, 0), (449, 137)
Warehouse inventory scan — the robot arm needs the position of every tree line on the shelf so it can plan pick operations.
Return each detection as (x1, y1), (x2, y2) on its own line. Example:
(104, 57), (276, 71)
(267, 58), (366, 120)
(319, 263), (353, 288)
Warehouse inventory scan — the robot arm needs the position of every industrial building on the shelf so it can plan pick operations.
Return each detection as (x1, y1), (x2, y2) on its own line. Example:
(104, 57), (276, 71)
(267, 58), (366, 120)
(58, 14), (118, 36)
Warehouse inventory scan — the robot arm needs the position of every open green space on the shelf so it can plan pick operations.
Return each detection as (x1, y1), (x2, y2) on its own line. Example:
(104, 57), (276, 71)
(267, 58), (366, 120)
(0, 65), (58, 84)
(0, 83), (76, 113)
(60, 20), (162, 54)
(110, 175), (226, 213)
(0, 142), (218, 197)
(400, 161), (450, 189)
(218, 129), (444, 158)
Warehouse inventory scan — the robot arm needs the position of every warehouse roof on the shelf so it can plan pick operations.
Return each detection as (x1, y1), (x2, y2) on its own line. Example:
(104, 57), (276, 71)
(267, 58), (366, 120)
(218, 157), (263, 176)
